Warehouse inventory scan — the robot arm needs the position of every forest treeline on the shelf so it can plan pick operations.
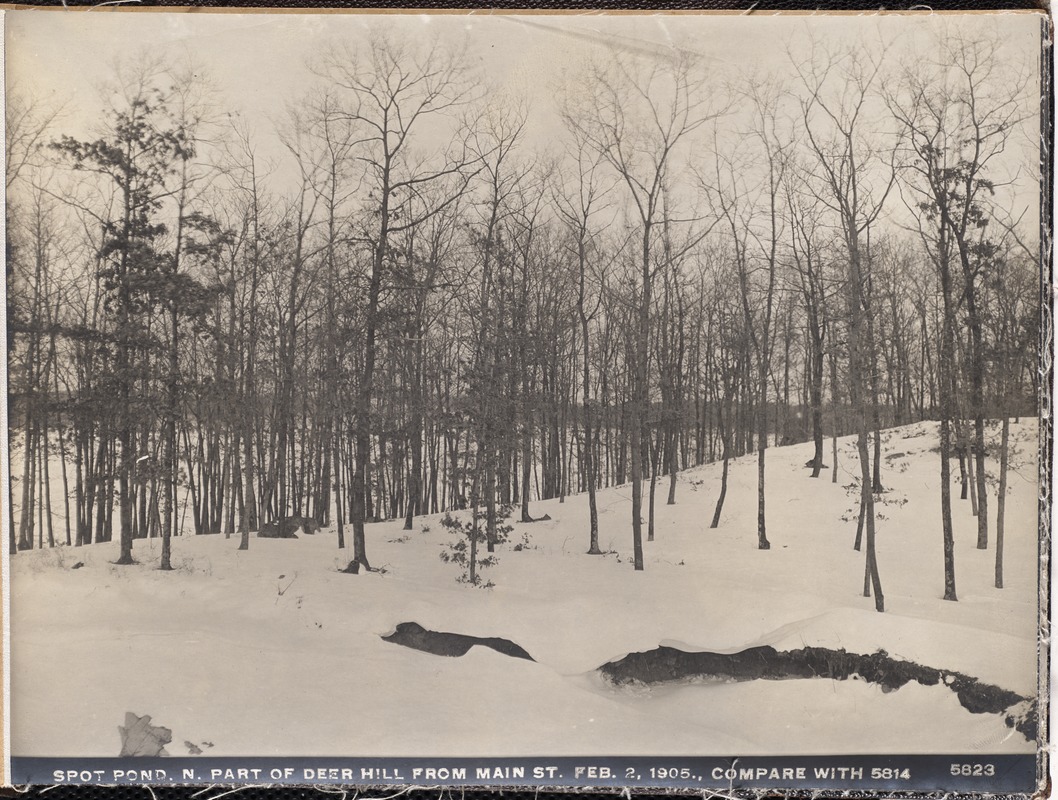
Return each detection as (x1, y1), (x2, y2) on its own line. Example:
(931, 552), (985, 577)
(5, 26), (1041, 605)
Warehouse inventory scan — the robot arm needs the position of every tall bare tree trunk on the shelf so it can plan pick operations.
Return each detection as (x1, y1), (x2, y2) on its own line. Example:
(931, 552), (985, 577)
(995, 415), (1009, 588)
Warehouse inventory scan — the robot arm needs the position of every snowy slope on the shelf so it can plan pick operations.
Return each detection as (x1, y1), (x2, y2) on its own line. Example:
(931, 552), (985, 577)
(10, 420), (1041, 756)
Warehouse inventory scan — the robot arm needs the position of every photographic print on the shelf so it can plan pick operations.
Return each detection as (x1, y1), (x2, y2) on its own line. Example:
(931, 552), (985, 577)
(2, 6), (1050, 793)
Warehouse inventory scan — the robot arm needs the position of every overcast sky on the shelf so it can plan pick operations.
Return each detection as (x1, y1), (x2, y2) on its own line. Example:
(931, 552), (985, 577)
(8, 10), (1042, 126)
(5, 9), (1045, 235)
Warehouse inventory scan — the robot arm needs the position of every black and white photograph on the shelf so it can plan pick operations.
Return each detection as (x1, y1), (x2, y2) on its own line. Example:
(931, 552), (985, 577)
(2, 6), (1049, 791)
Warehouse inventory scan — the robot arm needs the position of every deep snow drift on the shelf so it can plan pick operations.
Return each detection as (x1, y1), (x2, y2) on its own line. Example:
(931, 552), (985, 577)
(10, 420), (1041, 757)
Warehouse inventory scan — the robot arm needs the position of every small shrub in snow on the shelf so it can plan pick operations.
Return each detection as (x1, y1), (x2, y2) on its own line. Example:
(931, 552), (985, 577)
(24, 544), (86, 573)
(876, 494), (908, 510)
(44, 546), (70, 571)
(512, 531), (535, 551)
(420, 524), (431, 534)
(173, 556), (212, 577)
(438, 503), (513, 587)
(840, 476), (907, 528)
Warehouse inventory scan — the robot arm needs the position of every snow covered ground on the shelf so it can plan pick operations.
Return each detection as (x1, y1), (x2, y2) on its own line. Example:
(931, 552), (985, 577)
(10, 420), (1041, 757)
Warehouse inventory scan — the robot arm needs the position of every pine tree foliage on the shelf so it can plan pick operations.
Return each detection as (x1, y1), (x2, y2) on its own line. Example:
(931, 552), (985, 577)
(438, 502), (515, 587)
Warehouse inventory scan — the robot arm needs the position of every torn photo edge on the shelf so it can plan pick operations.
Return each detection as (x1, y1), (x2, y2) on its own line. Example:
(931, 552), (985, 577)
(0, 2), (1052, 796)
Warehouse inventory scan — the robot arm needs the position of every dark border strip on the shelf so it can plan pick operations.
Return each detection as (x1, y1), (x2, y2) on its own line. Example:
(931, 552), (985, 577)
(0, 1), (1048, 10)
(11, 755), (1038, 792)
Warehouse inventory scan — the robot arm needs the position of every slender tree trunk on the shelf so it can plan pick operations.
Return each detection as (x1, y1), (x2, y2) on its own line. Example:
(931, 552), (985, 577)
(845, 233), (883, 611)
(18, 412), (35, 551)
(854, 495), (865, 551)
(160, 298), (178, 570)
(346, 218), (386, 573)
(937, 243), (959, 601)
(995, 415), (1009, 588)
(829, 341), (840, 485)
(810, 339), (825, 477)
(630, 230), (650, 572)
(963, 277), (988, 550)
(648, 430), (660, 542)
(335, 415), (346, 549)
(580, 255), (601, 554)
(404, 328), (424, 531)
(957, 421), (970, 501)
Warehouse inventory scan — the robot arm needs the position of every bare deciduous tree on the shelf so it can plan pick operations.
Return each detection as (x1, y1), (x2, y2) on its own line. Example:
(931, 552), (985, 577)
(564, 48), (720, 569)
(794, 42), (895, 611)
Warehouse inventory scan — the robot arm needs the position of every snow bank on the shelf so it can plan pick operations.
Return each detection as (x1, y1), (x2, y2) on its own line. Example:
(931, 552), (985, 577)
(11, 420), (1040, 756)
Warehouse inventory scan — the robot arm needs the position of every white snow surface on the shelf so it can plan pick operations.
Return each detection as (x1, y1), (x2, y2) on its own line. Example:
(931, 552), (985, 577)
(10, 421), (1041, 757)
